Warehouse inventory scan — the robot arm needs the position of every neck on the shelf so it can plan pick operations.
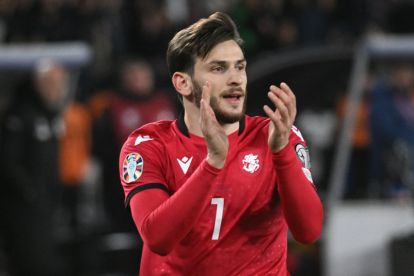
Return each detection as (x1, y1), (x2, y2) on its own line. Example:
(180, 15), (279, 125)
(183, 102), (239, 136)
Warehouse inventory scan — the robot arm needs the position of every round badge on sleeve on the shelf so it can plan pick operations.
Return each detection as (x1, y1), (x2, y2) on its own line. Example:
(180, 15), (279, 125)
(295, 144), (311, 169)
(123, 153), (144, 183)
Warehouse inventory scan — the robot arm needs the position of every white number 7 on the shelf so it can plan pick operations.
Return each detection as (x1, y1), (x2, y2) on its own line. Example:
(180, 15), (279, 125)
(211, 197), (224, 240)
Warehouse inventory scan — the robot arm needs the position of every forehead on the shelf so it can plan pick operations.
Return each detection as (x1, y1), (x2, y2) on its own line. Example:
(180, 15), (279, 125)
(201, 40), (245, 64)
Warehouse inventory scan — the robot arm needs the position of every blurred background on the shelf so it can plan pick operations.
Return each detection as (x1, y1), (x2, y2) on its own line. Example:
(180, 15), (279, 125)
(0, 0), (414, 275)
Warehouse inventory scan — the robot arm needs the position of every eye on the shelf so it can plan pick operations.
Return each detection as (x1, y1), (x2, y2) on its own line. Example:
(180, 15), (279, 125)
(211, 66), (224, 72)
(236, 63), (246, 71)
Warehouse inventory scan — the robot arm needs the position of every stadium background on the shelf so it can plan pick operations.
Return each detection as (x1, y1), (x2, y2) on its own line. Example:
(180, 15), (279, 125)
(0, 0), (414, 275)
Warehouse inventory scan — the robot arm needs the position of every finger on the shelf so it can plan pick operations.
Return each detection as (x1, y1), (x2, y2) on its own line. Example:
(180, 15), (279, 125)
(263, 104), (280, 120)
(202, 81), (211, 104)
(270, 84), (295, 119)
(269, 85), (290, 104)
(280, 82), (297, 113)
(280, 82), (294, 97)
(267, 92), (289, 124)
(201, 98), (215, 124)
(201, 81), (215, 117)
(200, 99), (215, 139)
(263, 105), (285, 131)
(200, 81), (219, 133)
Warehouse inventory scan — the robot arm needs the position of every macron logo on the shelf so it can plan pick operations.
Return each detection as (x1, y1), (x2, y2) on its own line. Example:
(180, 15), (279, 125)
(177, 156), (193, 174)
(134, 135), (154, 145)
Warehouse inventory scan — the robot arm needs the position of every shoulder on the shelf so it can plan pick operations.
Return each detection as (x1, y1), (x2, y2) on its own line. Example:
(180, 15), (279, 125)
(242, 115), (270, 136)
(121, 120), (175, 151)
(119, 120), (176, 187)
(244, 115), (307, 141)
(244, 115), (269, 126)
(289, 125), (311, 169)
(290, 125), (306, 143)
(119, 121), (174, 179)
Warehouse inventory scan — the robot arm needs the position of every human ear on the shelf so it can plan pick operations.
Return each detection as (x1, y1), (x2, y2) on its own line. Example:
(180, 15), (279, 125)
(172, 72), (192, 97)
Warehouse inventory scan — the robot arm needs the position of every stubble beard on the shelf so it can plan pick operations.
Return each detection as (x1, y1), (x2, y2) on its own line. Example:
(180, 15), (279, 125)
(192, 79), (247, 124)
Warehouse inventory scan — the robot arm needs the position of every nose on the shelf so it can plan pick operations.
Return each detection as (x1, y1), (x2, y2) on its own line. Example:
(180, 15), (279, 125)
(227, 68), (244, 86)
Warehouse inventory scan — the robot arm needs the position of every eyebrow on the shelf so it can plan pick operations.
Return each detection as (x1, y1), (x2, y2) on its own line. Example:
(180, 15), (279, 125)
(207, 59), (247, 66)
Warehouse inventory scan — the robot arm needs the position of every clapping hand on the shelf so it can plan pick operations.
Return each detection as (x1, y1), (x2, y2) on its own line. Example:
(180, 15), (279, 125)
(263, 82), (297, 152)
(200, 81), (229, 168)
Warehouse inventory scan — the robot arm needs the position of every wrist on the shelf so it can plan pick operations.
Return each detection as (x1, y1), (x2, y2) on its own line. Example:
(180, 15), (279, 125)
(206, 154), (226, 169)
(272, 140), (297, 168)
(271, 140), (289, 153)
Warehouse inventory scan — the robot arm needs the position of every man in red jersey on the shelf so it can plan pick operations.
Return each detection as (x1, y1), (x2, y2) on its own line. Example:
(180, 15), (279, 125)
(119, 12), (323, 275)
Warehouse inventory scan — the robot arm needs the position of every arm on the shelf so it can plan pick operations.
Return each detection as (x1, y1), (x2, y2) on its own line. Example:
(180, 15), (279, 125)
(128, 81), (228, 255)
(130, 160), (221, 255)
(273, 141), (323, 244)
(263, 82), (323, 244)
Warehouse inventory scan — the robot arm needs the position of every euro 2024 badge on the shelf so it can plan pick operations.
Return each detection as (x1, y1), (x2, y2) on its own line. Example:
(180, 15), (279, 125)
(123, 153), (143, 183)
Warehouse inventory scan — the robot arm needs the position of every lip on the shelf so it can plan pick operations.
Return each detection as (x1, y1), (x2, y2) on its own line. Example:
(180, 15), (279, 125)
(224, 92), (242, 97)
(222, 89), (244, 98)
(223, 94), (244, 104)
(221, 88), (245, 105)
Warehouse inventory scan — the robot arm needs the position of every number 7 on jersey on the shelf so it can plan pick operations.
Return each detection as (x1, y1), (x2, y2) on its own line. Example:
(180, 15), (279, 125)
(211, 197), (224, 240)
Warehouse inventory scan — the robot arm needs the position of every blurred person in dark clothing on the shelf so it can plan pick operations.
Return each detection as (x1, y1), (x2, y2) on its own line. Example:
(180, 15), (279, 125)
(370, 63), (414, 198)
(59, 95), (92, 234)
(123, 2), (174, 60)
(0, 60), (69, 276)
(92, 58), (176, 233)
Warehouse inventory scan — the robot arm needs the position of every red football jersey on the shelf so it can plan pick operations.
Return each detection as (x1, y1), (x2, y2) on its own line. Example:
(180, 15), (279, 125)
(119, 115), (314, 275)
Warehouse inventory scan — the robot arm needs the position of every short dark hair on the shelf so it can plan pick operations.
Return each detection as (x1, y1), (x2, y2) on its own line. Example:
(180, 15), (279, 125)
(166, 12), (244, 77)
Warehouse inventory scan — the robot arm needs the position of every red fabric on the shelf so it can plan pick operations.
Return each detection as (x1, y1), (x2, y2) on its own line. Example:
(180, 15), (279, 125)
(273, 139), (323, 244)
(119, 116), (322, 275)
(130, 160), (221, 255)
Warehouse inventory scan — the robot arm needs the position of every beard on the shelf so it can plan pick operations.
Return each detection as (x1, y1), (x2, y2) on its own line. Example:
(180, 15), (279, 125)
(192, 78), (247, 124)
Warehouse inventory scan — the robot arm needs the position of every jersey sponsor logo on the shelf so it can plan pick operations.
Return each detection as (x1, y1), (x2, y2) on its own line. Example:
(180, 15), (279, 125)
(291, 125), (304, 142)
(295, 143), (311, 169)
(242, 154), (260, 173)
(177, 156), (193, 174)
(123, 153), (144, 183)
(134, 135), (154, 145)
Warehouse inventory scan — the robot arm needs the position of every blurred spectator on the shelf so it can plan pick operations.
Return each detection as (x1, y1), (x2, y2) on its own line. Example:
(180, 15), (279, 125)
(59, 95), (92, 235)
(124, 1), (174, 59)
(297, 0), (336, 46)
(297, 107), (337, 193)
(92, 58), (176, 233)
(6, 0), (82, 42)
(231, 0), (281, 56)
(369, 63), (414, 198)
(336, 86), (372, 199)
(0, 60), (69, 275)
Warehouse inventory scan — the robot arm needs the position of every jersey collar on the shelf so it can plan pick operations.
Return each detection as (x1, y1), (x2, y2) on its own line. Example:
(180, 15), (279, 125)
(176, 112), (246, 137)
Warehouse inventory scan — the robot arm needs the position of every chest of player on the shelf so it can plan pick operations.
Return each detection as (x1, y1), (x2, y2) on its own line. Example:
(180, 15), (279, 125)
(165, 139), (277, 213)
(160, 137), (280, 245)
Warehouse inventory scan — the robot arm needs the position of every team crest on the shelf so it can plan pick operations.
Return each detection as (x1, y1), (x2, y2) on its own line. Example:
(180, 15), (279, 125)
(123, 153), (144, 183)
(242, 154), (260, 173)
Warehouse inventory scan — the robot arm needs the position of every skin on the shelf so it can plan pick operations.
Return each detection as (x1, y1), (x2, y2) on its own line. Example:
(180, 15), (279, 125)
(128, 39), (321, 258)
(172, 39), (297, 169)
(35, 63), (68, 110)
